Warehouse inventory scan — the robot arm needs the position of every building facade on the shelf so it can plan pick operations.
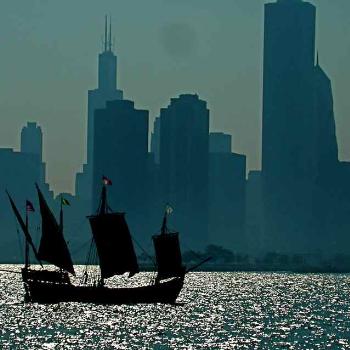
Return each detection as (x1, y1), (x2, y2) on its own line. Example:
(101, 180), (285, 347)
(159, 94), (209, 249)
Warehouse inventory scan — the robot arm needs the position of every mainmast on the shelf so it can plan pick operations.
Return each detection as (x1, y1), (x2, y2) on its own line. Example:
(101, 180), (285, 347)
(25, 200), (35, 269)
(25, 210), (29, 268)
(99, 185), (108, 215)
(88, 176), (139, 283)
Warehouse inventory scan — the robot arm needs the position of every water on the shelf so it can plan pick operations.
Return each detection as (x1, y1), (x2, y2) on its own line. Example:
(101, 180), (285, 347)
(1, 265), (350, 349)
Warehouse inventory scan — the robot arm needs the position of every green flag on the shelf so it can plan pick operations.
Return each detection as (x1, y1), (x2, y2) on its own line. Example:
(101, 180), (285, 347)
(61, 197), (70, 206)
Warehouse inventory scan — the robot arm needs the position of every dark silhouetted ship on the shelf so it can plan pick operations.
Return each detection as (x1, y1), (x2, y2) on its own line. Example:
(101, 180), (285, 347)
(7, 184), (185, 304)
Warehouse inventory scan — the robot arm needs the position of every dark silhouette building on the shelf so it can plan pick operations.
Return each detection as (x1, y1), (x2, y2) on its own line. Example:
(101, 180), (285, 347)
(246, 171), (263, 255)
(313, 59), (339, 179)
(209, 132), (232, 154)
(92, 99), (151, 244)
(76, 16), (123, 205)
(261, 0), (343, 254)
(0, 123), (54, 262)
(151, 116), (160, 165)
(21, 122), (46, 184)
(159, 94), (209, 249)
(208, 132), (246, 252)
(262, 0), (317, 182)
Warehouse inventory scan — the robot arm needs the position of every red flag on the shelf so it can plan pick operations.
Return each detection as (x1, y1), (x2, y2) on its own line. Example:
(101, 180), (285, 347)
(26, 200), (35, 212)
(102, 175), (112, 186)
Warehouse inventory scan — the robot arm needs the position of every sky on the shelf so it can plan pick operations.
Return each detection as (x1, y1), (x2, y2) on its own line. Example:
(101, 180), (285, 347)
(0, 0), (350, 195)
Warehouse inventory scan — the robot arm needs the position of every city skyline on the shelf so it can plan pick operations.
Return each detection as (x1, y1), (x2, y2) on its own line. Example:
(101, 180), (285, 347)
(1, 1), (350, 194)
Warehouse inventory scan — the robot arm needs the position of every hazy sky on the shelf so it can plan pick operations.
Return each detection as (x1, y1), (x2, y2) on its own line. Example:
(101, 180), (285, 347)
(0, 0), (349, 195)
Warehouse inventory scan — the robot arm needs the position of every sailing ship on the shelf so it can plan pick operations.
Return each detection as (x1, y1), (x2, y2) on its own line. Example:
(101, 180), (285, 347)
(7, 183), (186, 304)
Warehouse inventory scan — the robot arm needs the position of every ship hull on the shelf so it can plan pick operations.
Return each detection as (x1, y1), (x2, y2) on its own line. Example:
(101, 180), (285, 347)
(23, 276), (184, 304)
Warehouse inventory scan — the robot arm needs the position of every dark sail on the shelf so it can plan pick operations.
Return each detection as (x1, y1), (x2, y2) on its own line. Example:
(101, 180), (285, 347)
(36, 185), (75, 275)
(153, 232), (184, 281)
(88, 212), (139, 279)
(7, 192), (42, 266)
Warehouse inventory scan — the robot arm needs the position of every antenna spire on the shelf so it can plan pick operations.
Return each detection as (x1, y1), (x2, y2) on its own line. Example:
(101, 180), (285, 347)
(104, 15), (108, 52)
(109, 15), (112, 51)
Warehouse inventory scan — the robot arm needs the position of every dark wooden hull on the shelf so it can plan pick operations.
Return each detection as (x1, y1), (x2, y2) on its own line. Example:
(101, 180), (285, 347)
(23, 276), (184, 304)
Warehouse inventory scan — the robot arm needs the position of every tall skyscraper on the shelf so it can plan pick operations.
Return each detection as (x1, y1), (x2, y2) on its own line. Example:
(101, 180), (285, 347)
(159, 94), (209, 249)
(76, 16), (123, 203)
(21, 122), (43, 162)
(313, 59), (339, 179)
(262, 0), (316, 182)
(92, 99), (151, 243)
(261, 0), (341, 253)
(0, 124), (54, 262)
(20, 122), (46, 185)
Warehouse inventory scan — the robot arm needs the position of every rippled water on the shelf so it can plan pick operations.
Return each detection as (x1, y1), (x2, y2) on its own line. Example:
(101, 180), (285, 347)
(1, 265), (350, 349)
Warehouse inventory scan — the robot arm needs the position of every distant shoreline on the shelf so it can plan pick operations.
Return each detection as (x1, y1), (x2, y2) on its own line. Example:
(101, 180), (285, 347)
(1, 262), (349, 274)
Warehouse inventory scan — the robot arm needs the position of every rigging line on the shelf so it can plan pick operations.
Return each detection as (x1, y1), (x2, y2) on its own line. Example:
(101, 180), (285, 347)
(93, 244), (100, 280)
(131, 235), (156, 268)
(70, 239), (92, 256)
(82, 238), (95, 283)
(16, 228), (24, 263)
(66, 217), (91, 234)
(12, 212), (24, 262)
(185, 257), (212, 274)
(181, 239), (208, 262)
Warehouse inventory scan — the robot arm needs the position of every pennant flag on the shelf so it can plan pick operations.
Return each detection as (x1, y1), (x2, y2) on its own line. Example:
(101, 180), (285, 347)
(102, 175), (112, 186)
(26, 200), (35, 212)
(61, 197), (70, 206)
(166, 204), (173, 215)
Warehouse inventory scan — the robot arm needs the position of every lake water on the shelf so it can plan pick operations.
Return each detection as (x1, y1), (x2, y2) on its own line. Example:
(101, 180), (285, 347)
(0, 265), (350, 349)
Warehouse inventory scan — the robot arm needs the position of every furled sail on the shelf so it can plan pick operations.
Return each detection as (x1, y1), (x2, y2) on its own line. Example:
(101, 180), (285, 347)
(7, 192), (42, 266)
(36, 184), (75, 275)
(88, 212), (139, 279)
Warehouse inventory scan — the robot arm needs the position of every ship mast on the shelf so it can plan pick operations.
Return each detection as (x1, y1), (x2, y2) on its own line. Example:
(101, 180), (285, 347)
(7, 192), (42, 267)
(99, 185), (108, 215)
(161, 211), (167, 235)
(152, 205), (185, 283)
(87, 177), (139, 285)
(25, 210), (29, 269)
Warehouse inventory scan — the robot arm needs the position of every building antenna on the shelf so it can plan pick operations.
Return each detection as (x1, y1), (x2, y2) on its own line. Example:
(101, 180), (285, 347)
(104, 15), (108, 52)
(109, 15), (112, 51)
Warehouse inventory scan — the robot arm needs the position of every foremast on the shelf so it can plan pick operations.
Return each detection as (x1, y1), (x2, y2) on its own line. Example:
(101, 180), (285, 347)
(7, 192), (42, 267)
(87, 178), (139, 286)
(36, 184), (75, 275)
(153, 205), (185, 283)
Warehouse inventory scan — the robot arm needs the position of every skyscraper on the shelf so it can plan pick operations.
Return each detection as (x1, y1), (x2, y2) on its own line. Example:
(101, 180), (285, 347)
(208, 132), (246, 251)
(313, 59), (339, 180)
(261, 0), (341, 253)
(159, 94), (209, 249)
(21, 122), (43, 162)
(76, 16), (123, 203)
(92, 99), (150, 243)
(20, 122), (46, 185)
(262, 0), (316, 182)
